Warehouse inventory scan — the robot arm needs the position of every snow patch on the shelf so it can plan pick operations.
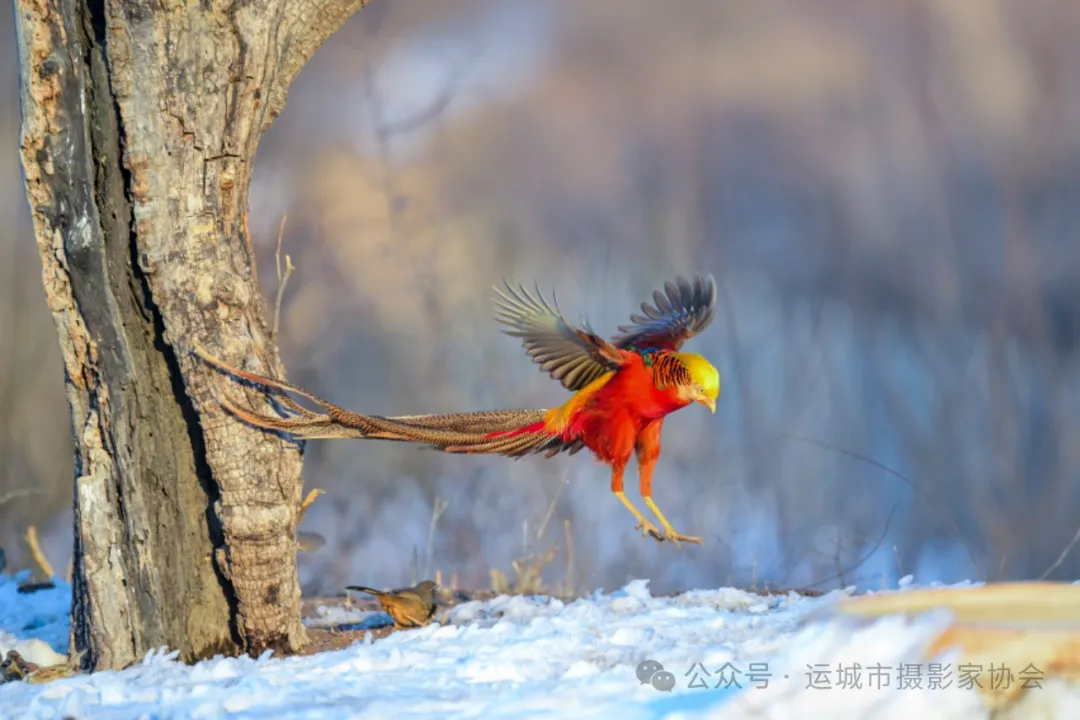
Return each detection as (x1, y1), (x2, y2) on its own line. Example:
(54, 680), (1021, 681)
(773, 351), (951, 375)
(0, 572), (1077, 718)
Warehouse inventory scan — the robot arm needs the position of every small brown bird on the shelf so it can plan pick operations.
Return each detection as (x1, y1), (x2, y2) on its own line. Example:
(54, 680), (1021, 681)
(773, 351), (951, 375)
(346, 580), (439, 630)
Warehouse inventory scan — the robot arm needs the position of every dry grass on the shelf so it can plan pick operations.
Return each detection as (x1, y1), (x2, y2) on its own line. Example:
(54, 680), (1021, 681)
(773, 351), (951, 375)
(488, 475), (573, 597)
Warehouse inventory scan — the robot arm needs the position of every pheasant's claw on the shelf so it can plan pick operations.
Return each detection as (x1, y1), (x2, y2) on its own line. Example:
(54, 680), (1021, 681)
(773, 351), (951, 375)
(663, 530), (704, 548)
(634, 519), (664, 542)
(617, 491), (664, 542)
(641, 496), (704, 548)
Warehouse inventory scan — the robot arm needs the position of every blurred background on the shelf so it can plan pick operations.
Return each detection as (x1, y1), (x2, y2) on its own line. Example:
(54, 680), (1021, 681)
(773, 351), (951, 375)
(2, 0), (1079, 598)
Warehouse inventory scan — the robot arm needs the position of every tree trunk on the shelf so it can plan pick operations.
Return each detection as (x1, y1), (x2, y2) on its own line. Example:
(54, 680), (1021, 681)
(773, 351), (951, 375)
(11, 0), (368, 670)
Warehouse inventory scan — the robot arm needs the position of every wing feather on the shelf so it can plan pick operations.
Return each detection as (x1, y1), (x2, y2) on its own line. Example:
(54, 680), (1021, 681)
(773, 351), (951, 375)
(493, 281), (621, 392)
(612, 274), (718, 351)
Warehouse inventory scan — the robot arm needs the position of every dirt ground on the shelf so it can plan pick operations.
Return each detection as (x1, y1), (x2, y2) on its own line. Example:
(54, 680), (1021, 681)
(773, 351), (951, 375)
(298, 585), (825, 656)
(299, 588), (502, 655)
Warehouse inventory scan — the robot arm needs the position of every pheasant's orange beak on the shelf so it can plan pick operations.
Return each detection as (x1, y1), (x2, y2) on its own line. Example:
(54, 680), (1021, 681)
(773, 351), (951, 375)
(698, 396), (716, 414)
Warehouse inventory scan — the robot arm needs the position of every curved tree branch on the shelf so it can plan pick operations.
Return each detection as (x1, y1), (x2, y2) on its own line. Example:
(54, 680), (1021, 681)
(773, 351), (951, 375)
(281, 0), (371, 80)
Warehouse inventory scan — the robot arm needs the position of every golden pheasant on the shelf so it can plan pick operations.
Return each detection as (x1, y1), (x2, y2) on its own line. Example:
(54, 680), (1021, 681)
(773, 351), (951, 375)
(194, 274), (720, 547)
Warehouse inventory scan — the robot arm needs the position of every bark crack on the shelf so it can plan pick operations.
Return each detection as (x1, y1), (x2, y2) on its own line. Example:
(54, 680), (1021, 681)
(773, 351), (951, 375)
(14, 0), (244, 669)
(14, 0), (374, 669)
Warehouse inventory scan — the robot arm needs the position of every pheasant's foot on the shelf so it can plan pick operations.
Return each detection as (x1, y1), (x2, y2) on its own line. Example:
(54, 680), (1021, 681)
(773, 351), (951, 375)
(634, 520), (665, 543)
(661, 529), (704, 548)
(643, 497), (705, 549)
(614, 491), (664, 542)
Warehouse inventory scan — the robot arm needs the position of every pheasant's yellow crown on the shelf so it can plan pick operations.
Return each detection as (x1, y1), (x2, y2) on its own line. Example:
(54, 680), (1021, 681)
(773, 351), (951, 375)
(674, 352), (720, 400)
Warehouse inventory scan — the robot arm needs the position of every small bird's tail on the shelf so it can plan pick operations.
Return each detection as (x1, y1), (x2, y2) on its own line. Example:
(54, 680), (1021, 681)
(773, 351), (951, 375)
(345, 585), (387, 598)
(191, 344), (585, 459)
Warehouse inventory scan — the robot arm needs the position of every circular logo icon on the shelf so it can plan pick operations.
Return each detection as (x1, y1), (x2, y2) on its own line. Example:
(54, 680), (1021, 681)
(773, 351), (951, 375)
(651, 670), (676, 692)
(636, 659), (664, 685)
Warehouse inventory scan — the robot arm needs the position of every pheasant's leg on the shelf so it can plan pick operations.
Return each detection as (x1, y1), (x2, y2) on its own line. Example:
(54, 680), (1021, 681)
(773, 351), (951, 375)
(636, 421), (704, 548)
(610, 460), (663, 542)
(643, 497), (703, 547)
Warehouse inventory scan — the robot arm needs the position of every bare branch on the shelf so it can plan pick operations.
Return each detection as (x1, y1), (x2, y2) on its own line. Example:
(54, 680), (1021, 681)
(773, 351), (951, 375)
(806, 503), (900, 591)
(425, 496), (449, 577)
(562, 518), (575, 597)
(1040, 525), (1080, 580)
(379, 71), (463, 138)
(281, 0), (372, 85)
(25, 525), (56, 580)
(272, 215), (294, 347)
(783, 433), (981, 580)
(0, 488), (44, 507)
(534, 470), (566, 543)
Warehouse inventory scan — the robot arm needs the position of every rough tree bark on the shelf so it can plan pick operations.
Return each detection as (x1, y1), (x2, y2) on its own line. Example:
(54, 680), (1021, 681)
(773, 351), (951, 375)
(11, 0), (369, 670)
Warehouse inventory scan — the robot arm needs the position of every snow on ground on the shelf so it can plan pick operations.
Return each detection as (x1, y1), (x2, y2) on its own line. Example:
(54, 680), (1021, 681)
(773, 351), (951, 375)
(0, 571), (1076, 719)
(0, 571), (70, 671)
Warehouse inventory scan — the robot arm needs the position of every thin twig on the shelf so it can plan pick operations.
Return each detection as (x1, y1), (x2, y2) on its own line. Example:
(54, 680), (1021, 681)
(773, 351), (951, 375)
(0, 488), (43, 507)
(806, 503), (900, 590)
(25, 525), (56, 580)
(496, 472), (569, 596)
(425, 497), (449, 578)
(535, 471), (566, 543)
(562, 518), (574, 597)
(833, 533), (846, 587)
(377, 57), (471, 138)
(783, 433), (981, 580)
(1039, 525), (1080, 580)
(271, 214), (293, 347)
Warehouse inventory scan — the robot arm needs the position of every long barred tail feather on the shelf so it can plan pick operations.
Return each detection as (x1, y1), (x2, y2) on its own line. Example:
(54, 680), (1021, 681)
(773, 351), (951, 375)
(191, 344), (577, 459)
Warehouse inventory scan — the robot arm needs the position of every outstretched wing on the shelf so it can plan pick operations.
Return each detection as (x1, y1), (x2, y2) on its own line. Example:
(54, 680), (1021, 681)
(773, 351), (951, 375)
(493, 281), (623, 393)
(611, 274), (718, 351)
